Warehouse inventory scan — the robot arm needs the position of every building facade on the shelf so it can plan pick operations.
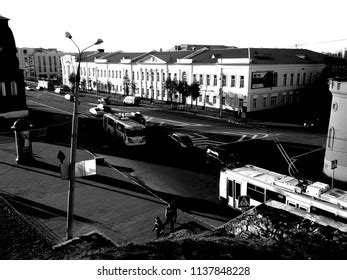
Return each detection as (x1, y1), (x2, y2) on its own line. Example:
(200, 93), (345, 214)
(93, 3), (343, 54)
(61, 47), (325, 113)
(323, 77), (347, 182)
(0, 16), (28, 120)
(17, 47), (63, 82)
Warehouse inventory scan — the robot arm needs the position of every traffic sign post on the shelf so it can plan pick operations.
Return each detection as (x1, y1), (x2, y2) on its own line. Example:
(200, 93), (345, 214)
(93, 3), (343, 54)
(331, 160), (338, 189)
(238, 195), (250, 211)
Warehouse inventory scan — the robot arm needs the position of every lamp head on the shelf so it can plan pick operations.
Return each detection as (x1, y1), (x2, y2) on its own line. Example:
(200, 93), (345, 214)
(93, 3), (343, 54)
(65, 32), (72, 39)
(95, 39), (103, 45)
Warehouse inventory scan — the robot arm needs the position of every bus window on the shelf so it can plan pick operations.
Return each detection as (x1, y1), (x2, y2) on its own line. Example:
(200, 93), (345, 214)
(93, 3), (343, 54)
(298, 205), (308, 212)
(247, 183), (265, 202)
(287, 200), (297, 208)
(266, 189), (286, 203)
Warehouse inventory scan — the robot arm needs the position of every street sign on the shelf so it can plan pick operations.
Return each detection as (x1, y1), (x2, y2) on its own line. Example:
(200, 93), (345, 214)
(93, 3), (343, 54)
(60, 159), (97, 180)
(331, 160), (338, 170)
(238, 195), (250, 208)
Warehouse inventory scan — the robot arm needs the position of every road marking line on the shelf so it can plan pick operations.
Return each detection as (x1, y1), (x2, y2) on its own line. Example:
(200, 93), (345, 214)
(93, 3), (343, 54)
(237, 135), (248, 142)
(28, 100), (72, 115)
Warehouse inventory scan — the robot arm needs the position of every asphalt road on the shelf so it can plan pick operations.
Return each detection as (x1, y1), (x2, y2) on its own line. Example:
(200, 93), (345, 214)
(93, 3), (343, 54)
(23, 90), (330, 222)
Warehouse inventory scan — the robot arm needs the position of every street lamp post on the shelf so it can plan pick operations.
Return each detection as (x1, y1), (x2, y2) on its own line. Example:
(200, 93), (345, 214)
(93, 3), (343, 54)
(65, 32), (103, 240)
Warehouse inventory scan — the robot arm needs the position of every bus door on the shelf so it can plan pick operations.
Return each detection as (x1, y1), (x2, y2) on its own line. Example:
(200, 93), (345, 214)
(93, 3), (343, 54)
(227, 179), (241, 208)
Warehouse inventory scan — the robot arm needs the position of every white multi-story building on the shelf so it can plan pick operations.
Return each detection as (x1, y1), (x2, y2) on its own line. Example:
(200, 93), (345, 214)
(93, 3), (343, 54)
(61, 47), (326, 114)
(323, 77), (347, 182)
(17, 48), (63, 81)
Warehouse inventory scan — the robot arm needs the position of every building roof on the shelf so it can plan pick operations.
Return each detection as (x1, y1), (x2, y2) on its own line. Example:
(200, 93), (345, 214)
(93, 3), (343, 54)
(188, 48), (325, 65)
(77, 48), (325, 65)
(0, 15), (9, 21)
(148, 50), (196, 63)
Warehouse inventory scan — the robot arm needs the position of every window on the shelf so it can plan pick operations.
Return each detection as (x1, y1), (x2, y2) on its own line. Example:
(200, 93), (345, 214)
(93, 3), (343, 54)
(104, 70), (106, 77)
(11, 81), (17, 95)
(239, 76), (244, 88)
(213, 75), (217, 86)
(283, 74), (287, 86)
(0, 82), (6, 96)
(287, 201), (297, 208)
(263, 97), (267, 107)
(162, 73), (165, 81)
(182, 71), (187, 82)
(227, 180), (241, 199)
(206, 74), (210, 85)
(174, 73), (177, 81)
(297, 73), (300, 85)
(157, 71), (160, 81)
(337, 83), (341, 90)
(222, 97), (225, 105)
(328, 126), (335, 148)
(213, 96), (216, 104)
(119, 71), (122, 79)
(199, 95), (202, 102)
(230, 75), (235, 87)
(303, 73), (306, 85)
(290, 73), (294, 86)
(247, 183), (265, 202)
(273, 72), (278, 86)
(108, 70), (111, 78)
(146, 71), (149, 81)
(206, 95), (209, 103)
(253, 98), (257, 108)
(222, 75), (226, 86)
(271, 96), (277, 106)
(199, 74), (203, 84)
(112, 70), (114, 78)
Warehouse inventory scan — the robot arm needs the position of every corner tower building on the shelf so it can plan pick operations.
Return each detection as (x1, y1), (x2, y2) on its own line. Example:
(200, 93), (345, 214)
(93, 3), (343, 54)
(323, 77), (347, 182)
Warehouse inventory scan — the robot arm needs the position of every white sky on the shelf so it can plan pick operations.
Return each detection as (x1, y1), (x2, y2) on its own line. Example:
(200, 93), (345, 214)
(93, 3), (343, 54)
(2, 0), (347, 54)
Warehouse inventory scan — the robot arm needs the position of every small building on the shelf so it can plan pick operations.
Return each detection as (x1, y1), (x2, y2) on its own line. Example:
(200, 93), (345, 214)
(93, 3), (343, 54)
(17, 47), (63, 82)
(323, 77), (347, 182)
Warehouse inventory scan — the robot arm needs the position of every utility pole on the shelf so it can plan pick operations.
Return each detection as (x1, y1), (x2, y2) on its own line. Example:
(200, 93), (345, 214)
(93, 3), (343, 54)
(65, 32), (103, 240)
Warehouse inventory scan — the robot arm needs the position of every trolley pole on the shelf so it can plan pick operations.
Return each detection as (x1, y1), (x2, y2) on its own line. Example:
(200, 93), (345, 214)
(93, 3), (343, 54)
(219, 68), (223, 118)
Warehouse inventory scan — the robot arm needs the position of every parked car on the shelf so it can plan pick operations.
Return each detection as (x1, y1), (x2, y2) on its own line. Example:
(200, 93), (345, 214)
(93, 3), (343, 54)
(123, 96), (140, 106)
(89, 107), (105, 117)
(168, 133), (194, 150)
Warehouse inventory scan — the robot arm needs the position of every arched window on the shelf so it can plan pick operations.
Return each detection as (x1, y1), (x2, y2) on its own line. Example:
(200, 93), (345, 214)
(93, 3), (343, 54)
(328, 127), (335, 149)
(273, 72), (278, 87)
(11, 81), (17, 95)
(182, 71), (187, 82)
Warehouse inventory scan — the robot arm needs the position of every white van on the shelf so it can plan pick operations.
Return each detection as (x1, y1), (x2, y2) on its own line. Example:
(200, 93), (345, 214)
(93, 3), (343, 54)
(123, 96), (140, 106)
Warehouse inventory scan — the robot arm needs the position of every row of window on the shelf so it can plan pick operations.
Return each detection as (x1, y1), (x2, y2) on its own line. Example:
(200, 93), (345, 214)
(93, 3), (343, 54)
(0, 81), (18, 96)
(252, 93), (295, 109)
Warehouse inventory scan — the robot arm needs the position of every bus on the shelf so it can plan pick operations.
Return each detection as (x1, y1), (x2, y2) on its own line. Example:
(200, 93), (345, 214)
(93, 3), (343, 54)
(103, 113), (146, 146)
(219, 164), (347, 224)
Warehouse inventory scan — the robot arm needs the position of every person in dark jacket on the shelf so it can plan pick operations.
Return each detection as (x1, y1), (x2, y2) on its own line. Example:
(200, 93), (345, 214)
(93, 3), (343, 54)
(163, 203), (175, 231)
(152, 216), (163, 238)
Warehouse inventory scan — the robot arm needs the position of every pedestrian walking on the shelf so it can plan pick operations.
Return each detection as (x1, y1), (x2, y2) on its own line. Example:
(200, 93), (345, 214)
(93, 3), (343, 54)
(163, 203), (175, 231)
(171, 200), (178, 223)
(152, 216), (163, 238)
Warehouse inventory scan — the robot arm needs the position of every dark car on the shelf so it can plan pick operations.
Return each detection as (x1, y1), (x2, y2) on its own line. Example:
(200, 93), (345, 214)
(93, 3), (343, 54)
(206, 145), (239, 170)
(168, 133), (194, 150)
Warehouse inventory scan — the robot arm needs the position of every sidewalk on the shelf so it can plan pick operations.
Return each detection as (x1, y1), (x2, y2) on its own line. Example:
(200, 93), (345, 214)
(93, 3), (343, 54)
(0, 136), (212, 245)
